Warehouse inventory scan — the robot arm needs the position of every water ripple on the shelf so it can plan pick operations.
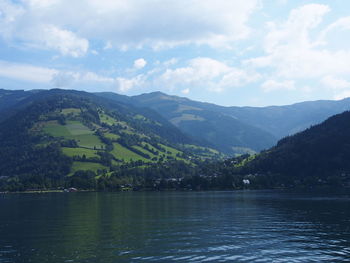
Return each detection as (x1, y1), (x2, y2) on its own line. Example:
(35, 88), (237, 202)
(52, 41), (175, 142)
(1, 191), (350, 262)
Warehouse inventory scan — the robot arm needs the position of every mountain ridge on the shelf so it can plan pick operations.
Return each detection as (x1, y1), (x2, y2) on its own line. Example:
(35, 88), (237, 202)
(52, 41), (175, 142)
(2, 88), (350, 155)
(96, 91), (350, 154)
(1, 88), (350, 191)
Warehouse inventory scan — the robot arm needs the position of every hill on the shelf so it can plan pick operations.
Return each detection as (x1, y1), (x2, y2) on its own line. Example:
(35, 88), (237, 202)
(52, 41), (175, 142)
(236, 110), (350, 187)
(0, 89), (221, 191)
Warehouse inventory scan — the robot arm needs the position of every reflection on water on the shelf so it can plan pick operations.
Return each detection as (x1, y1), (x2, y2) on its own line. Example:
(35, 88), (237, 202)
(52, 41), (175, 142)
(1, 191), (350, 262)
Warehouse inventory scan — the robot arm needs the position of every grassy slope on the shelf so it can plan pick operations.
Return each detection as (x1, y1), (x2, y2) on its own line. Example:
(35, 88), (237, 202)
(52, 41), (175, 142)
(171, 114), (205, 126)
(62, 147), (99, 158)
(43, 119), (186, 166)
(61, 108), (81, 115)
(133, 145), (157, 159)
(43, 120), (104, 149)
(99, 112), (118, 125)
(70, 162), (107, 175)
(184, 144), (219, 154)
(111, 143), (148, 162)
(104, 132), (120, 140)
(160, 143), (181, 156)
(41, 104), (196, 173)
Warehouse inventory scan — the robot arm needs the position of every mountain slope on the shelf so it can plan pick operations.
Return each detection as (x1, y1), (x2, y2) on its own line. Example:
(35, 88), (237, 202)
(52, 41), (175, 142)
(0, 89), (34, 111)
(242, 110), (350, 179)
(132, 92), (350, 140)
(0, 89), (221, 190)
(4, 89), (350, 157)
(222, 99), (350, 138)
(98, 91), (277, 154)
(0, 89), (38, 121)
(97, 91), (350, 155)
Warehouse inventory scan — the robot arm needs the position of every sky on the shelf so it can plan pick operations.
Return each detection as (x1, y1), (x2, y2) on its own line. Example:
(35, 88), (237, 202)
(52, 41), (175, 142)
(1, 0), (350, 106)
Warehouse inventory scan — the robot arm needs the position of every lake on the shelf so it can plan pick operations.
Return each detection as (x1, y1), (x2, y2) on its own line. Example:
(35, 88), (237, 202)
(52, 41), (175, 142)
(1, 191), (350, 262)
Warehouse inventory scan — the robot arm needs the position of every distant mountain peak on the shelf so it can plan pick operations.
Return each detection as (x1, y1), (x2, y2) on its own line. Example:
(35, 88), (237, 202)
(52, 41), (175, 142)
(134, 91), (190, 103)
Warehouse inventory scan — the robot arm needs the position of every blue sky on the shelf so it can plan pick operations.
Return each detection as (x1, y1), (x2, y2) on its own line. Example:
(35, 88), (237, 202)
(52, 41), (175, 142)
(1, 0), (350, 106)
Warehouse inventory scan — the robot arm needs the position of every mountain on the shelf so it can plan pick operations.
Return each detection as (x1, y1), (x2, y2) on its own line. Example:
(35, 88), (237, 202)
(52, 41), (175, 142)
(97, 91), (277, 154)
(239, 110), (350, 186)
(0, 89), (221, 191)
(0, 89), (32, 111)
(221, 99), (350, 138)
(186, 110), (350, 190)
(3, 88), (350, 157)
(1, 88), (350, 191)
(0, 89), (37, 121)
(97, 91), (350, 155)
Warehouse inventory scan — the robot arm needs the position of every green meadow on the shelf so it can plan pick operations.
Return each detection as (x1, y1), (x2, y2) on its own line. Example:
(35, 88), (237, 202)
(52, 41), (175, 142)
(133, 145), (157, 159)
(111, 143), (148, 162)
(62, 147), (99, 158)
(99, 113), (118, 125)
(104, 132), (120, 140)
(61, 108), (81, 115)
(160, 143), (181, 156)
(70, 161), (108, 175)
(43, 120), (105, 149)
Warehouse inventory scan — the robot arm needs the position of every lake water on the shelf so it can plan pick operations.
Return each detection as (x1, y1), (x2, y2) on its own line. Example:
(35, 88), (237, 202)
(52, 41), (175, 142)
(1, 191), (350, 262)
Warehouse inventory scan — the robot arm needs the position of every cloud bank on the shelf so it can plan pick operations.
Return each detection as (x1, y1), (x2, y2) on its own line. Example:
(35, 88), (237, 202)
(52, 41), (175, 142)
(0, 0), (259, 55)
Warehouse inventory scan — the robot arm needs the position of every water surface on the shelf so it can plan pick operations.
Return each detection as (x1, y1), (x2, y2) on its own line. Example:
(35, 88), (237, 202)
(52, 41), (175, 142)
(1, 190), (350, 262)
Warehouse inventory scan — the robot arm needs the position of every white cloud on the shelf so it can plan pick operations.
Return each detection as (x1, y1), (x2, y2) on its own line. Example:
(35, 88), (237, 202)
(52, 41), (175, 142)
(0, 0), (259, 51)
(103, 41), (113, 50)
(79, 72), (114, 83)
(115, 75), (144, 92)
(0, 0), (88, 57)
(51, 71), (75, 87)
(321, 75), (350, 90)
(157, 57), (258, 92)
(321, 75), (350, 100)
(0, 60), (57, 83)
(334, 90), (350, 100)
(261, 79), (295, 93)
(50, 70), (114, 88)
(38, 25), (89, 57)
(133, 58), (147, 70)
(242, 3), (350, 103)
(246, 4), (350, 80)
(263, 4), (330, 53)
(319, 17), (350, 41)
(0, 60), (115, 90)
(181, 88), (190, 94)
(163, 58), (178, 67)
(106, 57), (259, 94)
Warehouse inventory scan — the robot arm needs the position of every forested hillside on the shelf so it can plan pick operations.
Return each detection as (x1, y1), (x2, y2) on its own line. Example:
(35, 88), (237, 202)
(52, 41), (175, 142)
(0, 89), (221, 191)
(224, 111), (350, 188)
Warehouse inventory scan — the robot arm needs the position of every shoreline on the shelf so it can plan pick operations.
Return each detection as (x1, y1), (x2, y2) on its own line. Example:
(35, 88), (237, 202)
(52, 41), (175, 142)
(2, 185), (349, 194)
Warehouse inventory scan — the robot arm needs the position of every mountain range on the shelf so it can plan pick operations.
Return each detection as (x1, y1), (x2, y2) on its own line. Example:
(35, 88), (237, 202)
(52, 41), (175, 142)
(96, 91), (350, 154)
(1, 88), (350, 190)
(2, 88), (350, 155)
